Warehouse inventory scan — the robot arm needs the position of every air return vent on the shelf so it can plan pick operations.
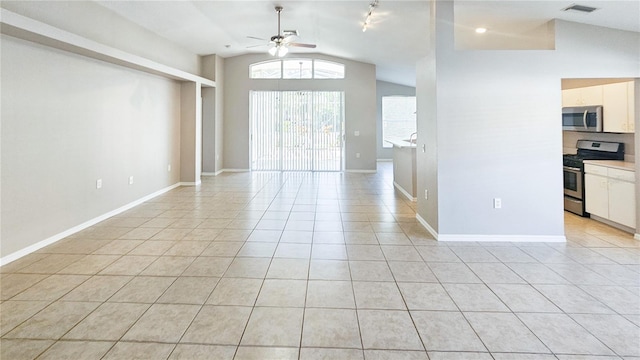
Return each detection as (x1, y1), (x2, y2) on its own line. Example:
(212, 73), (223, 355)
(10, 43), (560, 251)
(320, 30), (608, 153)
(562, 4), (599, 13)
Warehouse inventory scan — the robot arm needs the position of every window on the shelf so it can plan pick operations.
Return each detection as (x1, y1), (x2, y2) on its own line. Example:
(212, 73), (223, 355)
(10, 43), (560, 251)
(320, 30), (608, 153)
(382, 96), (417, 148)
(251, 91), (344, 171)
(283, 59), (312, 79)
(250, 59), (345, 79)
(313, 60), (345, 79)
(250, 61), (281, 79)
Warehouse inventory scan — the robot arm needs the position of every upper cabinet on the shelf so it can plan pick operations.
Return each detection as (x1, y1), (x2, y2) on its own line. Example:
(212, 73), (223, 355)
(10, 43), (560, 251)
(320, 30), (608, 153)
(562, 85), (603, 107)
(627, 81), (635, 133)
(603, 82), (635, 133)
(563, 81), (635, 133)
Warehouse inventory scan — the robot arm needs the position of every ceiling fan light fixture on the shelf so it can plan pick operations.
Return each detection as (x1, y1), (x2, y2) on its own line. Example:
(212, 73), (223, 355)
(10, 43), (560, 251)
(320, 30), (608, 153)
(254, 6), (316, 56)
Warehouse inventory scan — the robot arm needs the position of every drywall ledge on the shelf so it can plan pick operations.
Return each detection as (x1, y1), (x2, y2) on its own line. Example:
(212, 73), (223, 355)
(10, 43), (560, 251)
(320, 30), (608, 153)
(416, 214), (567, 243)
(0, 9), (215, 87)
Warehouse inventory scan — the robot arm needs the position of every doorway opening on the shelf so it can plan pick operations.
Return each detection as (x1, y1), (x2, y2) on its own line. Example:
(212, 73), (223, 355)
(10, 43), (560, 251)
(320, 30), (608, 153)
(250, 91), (344, 171)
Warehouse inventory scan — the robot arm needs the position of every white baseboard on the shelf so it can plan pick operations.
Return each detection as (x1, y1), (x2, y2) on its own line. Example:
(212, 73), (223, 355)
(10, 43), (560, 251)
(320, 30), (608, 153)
(415, 213), (566, 243)
(202, 170), (225, 176)
(179, 181), (201, 186)
(345, 169), (376, 173)
(222, 168), (251, 173)
(436, 234), (566, 243)
(0, 183), (181, 267)
(393, 181), (416, 202)
(416, 213), (438, 239)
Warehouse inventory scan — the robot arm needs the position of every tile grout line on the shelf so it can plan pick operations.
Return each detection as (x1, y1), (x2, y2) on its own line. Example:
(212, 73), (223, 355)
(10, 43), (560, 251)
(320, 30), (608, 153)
(2, 167), (639, 359)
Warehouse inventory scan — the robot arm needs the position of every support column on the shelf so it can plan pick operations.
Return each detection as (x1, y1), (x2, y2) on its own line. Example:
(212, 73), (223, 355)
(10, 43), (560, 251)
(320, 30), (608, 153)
(180, 81), (202, 185)
(200, 54), (223, 175)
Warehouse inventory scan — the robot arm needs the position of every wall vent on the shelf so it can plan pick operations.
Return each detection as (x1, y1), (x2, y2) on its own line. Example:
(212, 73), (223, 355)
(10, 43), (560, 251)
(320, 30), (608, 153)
(562, 4), (599, 13)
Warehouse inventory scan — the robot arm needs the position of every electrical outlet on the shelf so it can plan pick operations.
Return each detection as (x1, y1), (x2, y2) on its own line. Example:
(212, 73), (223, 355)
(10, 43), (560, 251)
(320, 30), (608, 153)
(168, 164), (171, 172)
(356, 153), (361, 158)
(129, 176), (134, 185)
(493, 198), (502, 209)
(424, 190), (428, 200)
(96, 179), (102, 189)
(354, 130), (360, 136)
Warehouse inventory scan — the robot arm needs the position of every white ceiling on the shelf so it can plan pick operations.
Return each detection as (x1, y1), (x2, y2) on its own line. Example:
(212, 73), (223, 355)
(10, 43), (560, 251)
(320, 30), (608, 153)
(94, 1), (639, 87)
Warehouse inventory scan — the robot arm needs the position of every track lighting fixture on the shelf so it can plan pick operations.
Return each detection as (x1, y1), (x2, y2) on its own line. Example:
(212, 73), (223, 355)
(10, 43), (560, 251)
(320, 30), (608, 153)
(362, 0), (379, 32)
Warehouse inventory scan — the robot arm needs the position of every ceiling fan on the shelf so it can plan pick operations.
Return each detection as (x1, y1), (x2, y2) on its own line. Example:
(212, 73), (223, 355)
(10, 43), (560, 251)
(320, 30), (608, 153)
(247, 6), (317, 57)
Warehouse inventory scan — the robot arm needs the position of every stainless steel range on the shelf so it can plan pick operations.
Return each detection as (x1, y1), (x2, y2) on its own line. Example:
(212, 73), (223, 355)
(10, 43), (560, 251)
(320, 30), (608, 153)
(563, 140), (624, 216)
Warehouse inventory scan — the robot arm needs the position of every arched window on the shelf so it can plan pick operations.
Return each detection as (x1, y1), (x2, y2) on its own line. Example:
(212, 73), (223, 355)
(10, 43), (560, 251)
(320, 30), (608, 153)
(313, 60), (345, 79)
(249, 61), (281, 79)
(249, 58), (345, 79)
(283, 59), (312, 79)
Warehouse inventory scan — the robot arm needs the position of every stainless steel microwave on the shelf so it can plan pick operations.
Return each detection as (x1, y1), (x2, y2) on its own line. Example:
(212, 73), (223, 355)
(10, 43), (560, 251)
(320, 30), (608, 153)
(562, 105), (603, 132)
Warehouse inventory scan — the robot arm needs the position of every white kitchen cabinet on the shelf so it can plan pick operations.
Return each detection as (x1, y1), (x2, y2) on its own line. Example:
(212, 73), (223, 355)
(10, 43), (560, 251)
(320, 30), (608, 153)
(562, 88), (581, 107)
(585, 173), (609, 219)
(603, 81), (634, 133)
(585, 163), (636, 229)
(627, 81), (635, 132)
(608, 179), (636, 228)
(562, 86), (603, 107)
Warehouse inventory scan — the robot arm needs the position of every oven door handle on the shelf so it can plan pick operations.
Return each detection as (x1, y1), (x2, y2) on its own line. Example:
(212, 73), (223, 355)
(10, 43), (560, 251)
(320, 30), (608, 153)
(563, 166), (581, 172)
(583, 110), (588, 130)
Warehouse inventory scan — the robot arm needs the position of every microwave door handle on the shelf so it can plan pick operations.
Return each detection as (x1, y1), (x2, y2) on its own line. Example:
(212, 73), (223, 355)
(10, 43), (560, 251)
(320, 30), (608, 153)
(583, 110), (588, 130)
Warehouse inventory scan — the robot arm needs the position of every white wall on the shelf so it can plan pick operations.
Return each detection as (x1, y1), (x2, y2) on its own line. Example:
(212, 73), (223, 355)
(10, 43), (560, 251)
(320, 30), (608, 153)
(435, 52), (563, 236)
(223, 53), (377, 171)
(1, 35), (182, 258)
(376, 80), (416, 160)
(418, 1), (640, 240)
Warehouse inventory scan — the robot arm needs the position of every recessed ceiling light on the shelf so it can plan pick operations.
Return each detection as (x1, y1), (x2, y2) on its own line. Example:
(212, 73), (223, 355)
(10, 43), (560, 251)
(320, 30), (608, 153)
(475, 27), (487, 34)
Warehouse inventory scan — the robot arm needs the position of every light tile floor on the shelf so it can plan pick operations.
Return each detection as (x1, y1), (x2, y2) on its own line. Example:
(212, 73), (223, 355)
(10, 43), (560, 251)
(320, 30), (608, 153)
(2, 163), (639, 360)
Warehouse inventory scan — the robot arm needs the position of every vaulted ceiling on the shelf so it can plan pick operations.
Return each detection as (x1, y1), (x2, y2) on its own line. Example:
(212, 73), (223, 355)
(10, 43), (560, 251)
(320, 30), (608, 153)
(21, 1), (640, 87)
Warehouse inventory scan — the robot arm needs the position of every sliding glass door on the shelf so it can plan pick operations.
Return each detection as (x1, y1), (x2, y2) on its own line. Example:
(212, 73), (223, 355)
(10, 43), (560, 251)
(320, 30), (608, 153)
(250, 91), (344, 171)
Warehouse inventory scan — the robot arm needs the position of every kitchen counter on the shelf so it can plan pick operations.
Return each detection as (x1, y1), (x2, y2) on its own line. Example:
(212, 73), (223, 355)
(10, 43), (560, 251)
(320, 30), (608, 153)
(386, 138), (417, 201)
(583, 160), (636, 171)
(385, 138), (417, 149)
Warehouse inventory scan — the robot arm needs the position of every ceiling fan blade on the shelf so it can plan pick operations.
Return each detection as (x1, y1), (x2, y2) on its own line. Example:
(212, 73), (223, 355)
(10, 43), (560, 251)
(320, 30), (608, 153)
(247, 36), (268, 41)
(288, 42), (317, 48)
(246, 43), (269, 49)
